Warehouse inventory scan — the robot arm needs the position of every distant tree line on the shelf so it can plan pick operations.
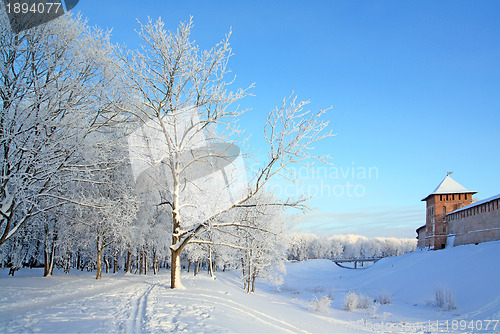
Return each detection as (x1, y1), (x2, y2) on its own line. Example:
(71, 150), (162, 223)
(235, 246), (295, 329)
(287, 233), (417, 261)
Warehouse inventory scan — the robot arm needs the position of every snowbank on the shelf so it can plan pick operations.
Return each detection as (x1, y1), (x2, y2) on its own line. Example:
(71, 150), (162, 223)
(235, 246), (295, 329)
(274, 240), (500, 328)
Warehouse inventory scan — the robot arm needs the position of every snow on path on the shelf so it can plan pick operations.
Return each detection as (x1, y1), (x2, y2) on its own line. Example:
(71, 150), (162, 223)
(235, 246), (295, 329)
(0, 275), (135, 320)
(0, 270), (366, 333)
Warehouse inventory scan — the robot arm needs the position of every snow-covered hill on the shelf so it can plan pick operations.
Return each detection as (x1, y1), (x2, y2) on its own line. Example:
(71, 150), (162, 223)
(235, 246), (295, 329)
(269, 241), (500, 332)
(1, 241), (499, 333)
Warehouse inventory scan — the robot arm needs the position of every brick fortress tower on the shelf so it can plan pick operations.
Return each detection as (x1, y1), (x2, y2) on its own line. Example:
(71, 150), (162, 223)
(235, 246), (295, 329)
(421, 174), (476, 250)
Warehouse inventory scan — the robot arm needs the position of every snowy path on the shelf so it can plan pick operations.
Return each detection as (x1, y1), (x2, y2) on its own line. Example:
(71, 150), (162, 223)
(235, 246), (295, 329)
(0, 276), (135, 320)
(120, 282), (216, 333)
(0, 270), (365, 333)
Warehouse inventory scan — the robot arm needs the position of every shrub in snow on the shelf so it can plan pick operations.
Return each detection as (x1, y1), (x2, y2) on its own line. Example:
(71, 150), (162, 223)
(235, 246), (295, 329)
(374, 291), (392, 305)
(343, 291), (371, 311)
(343, 292), (358, 311)
(309, 295), (332, 314)
(357, 293), (371, 309)
(434, 286), (457, 311)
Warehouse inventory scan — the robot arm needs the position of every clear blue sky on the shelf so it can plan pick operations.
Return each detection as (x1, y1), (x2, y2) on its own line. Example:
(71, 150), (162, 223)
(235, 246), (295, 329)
(74, 0), (500, 239)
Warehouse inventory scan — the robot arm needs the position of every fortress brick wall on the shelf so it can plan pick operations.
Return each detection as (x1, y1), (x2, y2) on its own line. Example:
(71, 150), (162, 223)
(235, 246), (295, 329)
(447, 197), (500, 247)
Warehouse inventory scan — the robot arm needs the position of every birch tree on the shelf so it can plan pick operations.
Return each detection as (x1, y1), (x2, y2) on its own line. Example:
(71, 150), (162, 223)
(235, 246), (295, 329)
(118, 17), (334, 289)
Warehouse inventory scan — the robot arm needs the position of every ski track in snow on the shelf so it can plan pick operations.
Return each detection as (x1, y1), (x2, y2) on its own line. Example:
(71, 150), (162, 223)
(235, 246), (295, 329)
(125, 282), (154, 333)
(122, 282), (300, 333)
(169, 292), (303, 333)
(463, 294), (500, 320)
(117, 282), (215, 333)
(145, 286), (213, 333)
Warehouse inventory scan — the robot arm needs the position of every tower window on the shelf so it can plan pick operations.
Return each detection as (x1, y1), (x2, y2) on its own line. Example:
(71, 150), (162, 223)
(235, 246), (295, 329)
(452, 194), (455, 200)
(465, 194), (468, 200)
(443, 206), (446, 215)
(440, 195), (443, 201)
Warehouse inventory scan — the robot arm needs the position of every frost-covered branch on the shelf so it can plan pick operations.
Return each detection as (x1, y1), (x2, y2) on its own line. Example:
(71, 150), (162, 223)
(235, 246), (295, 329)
(0, 9), (124, 245)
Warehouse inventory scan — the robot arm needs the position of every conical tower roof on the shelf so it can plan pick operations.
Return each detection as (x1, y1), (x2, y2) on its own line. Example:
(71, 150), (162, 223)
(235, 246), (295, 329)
(421, 175), (476, 201)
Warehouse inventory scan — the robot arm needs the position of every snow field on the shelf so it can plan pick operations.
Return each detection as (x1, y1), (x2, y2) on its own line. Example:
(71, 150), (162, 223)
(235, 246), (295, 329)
(264, 241), (500, 332)
(1, 241), (499, 333)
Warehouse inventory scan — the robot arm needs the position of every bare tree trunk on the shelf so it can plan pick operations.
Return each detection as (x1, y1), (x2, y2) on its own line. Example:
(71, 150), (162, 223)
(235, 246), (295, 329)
(144, 248), (148, 275)
(104, 257), (109, 274)
(194, 260), (200, 276)
(125, 250), (132, 273)
(113, 250), (118, 273)
(187, 259), (191, 273)
(208, 247), (215, 279)
(170, 171), (185, 289)
(170, 248), (184, 289)
(43, 222), (57, 277)
(8, 266), (17, 276)
(96, 236), (103, 280)
(80, 254), (85, 271)
(247, 250), (253, 293)
(251, 267), (258, 292)
(139, 249), (144, 275)
(241, 256), (247, 291)
(64, 253), (70, 273)
(43, 248), (53, 277)
(152, 248), (158, 275)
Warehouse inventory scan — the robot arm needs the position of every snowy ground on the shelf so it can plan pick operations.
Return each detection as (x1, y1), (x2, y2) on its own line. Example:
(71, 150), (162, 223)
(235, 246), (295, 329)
(1, 241), (499, 333)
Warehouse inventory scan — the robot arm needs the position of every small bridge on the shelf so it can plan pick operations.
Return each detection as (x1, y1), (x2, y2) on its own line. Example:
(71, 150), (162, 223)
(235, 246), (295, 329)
(332, 258), (383, 269)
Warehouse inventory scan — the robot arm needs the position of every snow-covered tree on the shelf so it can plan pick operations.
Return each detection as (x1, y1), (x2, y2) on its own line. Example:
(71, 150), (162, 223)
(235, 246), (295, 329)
(232, 192), (289, 292)
(288, 233), (317, 261)
(133, 187), (172, 275)
(67, 131), (138, 280)
(117, 17), (334, 289)
(0, 8), (121, 247)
